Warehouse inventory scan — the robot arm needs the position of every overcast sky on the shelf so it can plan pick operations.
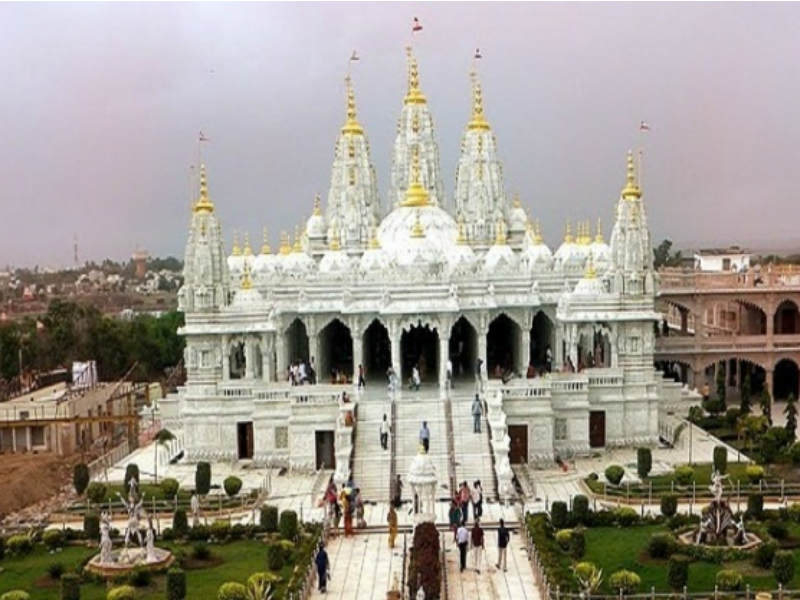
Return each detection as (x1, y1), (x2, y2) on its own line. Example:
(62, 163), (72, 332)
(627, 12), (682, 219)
(2, 2), (799, 268)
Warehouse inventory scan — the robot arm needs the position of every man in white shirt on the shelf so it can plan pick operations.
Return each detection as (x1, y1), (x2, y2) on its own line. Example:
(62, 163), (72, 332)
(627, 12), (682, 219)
(379, 414), (390, 450)
(456, 524), (469, 572)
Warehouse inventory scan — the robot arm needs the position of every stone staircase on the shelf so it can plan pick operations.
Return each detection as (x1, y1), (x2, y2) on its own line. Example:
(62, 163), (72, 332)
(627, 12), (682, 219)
(450, 393), (497, 501)
(350, 397), (393, 502)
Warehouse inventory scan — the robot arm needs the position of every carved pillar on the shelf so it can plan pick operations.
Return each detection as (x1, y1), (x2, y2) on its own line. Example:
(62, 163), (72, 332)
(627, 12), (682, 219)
(275, 334), (287, 382)
(308, 333), (319, 367)
(520, 330), (531, 375)
(389, 321), (402, 384)
(554, 324), (564, 367)
(263, 334), (274, 382)
(221, 334), (230, 381)
(353, 335), (363, 384)
(766, 368), (775, 400)
(439, 329), (450, 398)
(244, 339), (255, 379)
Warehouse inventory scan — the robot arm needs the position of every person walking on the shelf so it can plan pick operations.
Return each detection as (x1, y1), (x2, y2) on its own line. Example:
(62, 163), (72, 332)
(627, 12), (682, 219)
(456, 523), (469, 572)
(355, 488), (366, 529)
(411, 365), (421, 391)
(471, 519), (485, 574)
(357, 363), (366, 390)
(419, 421), (430, 453)
(471, 393), (482, 433)
(471, 480), (483, 520)
(380, 414), (390, 450)
(496, 518), (510, 572)
(387, 505), (398, 549)
(545, 345), (553, 373)
(315, 543), (329, 592)
(458, 481), (470, 525)
(448, 498), (462, 542)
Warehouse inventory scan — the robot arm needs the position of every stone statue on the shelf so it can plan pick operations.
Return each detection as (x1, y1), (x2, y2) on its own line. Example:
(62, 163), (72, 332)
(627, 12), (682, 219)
(99, 511), (113, 564)
(145, 517), (157, 562)
(416, 586), (426, 600)
(117, 492), (144, 548)
(734, 515), (747, 546)
(709, 470), (728, 504)
(128, 477), (140, 502)
(190, 493), (200, 527)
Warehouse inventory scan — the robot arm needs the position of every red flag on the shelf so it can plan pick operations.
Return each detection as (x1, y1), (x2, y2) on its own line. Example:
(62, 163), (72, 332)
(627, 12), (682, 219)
(639, 121), (651, 131)
(199, 131), (209, 142)
(350, 50), (359, 62)
(474, 47), (482, 60)
(412, 17), (422, 33)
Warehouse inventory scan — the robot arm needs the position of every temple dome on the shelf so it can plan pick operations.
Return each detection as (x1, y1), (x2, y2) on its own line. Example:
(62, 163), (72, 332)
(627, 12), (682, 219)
(446, 242), (477, 273)
(591, 239), (612, 271)
(230, 285), (263, 310)
(483, 242), (518, 272)
(360, 240), (393, 272)
(319, 248), (351, 273)
(520, 239), (553, 272)
(377, 205), (457, 267)
(509, 202), (527, 233)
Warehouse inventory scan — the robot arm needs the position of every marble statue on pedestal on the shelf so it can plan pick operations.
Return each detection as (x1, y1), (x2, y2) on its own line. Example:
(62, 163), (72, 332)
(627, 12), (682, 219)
(117, 492), (144, 548)
(145, 517), (157, 562)
(99, 512), (113, 564)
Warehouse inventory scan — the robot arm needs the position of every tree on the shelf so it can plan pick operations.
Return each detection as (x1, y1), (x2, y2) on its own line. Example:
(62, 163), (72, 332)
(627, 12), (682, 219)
(760, 389), (772, 424)
(740, 373), (752, 414)
(653, 239), (683, 269)
(72, 463), (90, 496)
(153, 429), (175, 484)
(716, 366), (726, 409)
(785, 394), (797, 440)
(738, 415), (768, 451)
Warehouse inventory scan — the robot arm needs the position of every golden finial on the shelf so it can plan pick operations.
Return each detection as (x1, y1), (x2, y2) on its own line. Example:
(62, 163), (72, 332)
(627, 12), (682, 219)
(404, 47), (427, 105)
(278, 231), (291, 255)
(512, 192), (521, 209)
(410, 210), (425, 238)
(313, 194), (322, 217)
(341, 75), (364, 135)
(494, 218), (507, 245)
(564, 221), (573, 244)
(581, 222), (590, 245)
(368, 227), (380, 249)
(468, 70), (490, 131)
(240, 260), (253, 290)
(329, 228), (341, 251)
(584, 254), (597, 279)
(535, 219), (544, 244)
(621, 150), (641, 199)
(456, 216), (467, 245)
(231, 230), (242, 256)
(243, 232), (253, 255)
(595, 218), (604, 243)
(193, 164), (215, 213)
(292, 226), (302, 253)
(260, 227), (271, 255)
(402, 147), (430, 207)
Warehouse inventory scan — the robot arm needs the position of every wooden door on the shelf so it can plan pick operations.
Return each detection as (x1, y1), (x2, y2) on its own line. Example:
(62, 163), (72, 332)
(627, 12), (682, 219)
(315, 431), (335, 470)
(589, 411), (605, 448)
(237, 422), (254, 459)
(508, 425), (528, 464)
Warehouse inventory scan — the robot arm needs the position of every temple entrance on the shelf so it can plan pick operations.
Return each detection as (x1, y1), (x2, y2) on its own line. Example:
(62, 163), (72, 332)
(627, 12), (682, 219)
(363, 319), (391, 380)
(229, 342), (245, 379)
(509, 425), (528, 464)
(286, 319), (309, 365)
(774, 359), (799, 401)
(530, 311), (554, 372)
(589, 411), (606, 448)
(449, 316), (477, 379)
(237, 422), (253, 459)
(319, 319), (353, 383)
(487, 314), (521, 379)
(315, 431), (335, 469)
(401, 324), (438, 383)
(775, 301), (800, 334)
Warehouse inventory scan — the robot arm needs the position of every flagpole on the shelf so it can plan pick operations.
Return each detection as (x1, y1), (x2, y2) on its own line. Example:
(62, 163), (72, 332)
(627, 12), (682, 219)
(188, 164), (195, 212)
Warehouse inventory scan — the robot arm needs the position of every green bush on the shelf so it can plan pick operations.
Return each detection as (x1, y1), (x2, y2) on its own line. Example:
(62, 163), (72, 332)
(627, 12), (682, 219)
(223, 476), (242, 498)
(73, 463), (90, 495)
(747, 493), (764, 518)
(60, 573), (81, 600)
(674, 465), (694, 486)
(279, 510), (298, 540)
(128, 566), (151, 587)
(661, 493), (678, 518)
(1, 591), (31, 600)
(195, 462), (211, 496)
(172, 508), (188, 535)
(86, 481), (107, 505)
(124, 464), (139, 491)
(773, 550), (795, 585)
(761, 427), (793, 463)
(790, 442), (800, 465)
(43, 529), (64, 551)
(247, 572), (280, 588)
(753, 541), (777, 569)
(187, 525), (210, 541)
(210, 520), (230, 540)
(48, 562), (65, 579)
(555, 529), (573, 550)
(648, 533), (677, 559)
(572, 494), (589, 523)
(667, 554), (690, 591)
(788, 503), (800, 522)
(84, 512), (100, 541)
(261, 505), (279, 532)
(267, 543), (285, 570)
(0, 535), (4, 559)
(604, 465), (625, 485)
(614, 507), (638, 527)
(107, 586), (136, 600)
(713, 446), (728, 474)
(7, 534), (32, 555)
(569, 528), (586, 559)
(161, 478), (180, 499)
(746, 465), (765, 484)
(551, 501), (569, 528)
(716, 569), (743, 591)
(192, 542), (211, 560)
(609, 569), (641, 595)
(167, 568), (187, 600)
(637, 448), (652, 478)
(725, 408), (741, 428)
(217, 582), (248, 600)
(768, 520), (789, 540)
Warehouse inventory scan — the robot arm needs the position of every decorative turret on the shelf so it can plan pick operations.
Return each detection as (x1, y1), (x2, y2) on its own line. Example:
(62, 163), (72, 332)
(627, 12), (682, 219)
(326, 74), (380, 255)
(388, 47), (445, 208)
(306, 194), (327, 258)
(178, 164), (230, 313)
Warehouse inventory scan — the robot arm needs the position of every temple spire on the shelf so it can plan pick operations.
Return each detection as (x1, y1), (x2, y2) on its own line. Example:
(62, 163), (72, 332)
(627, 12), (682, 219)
(401, 147), (430, 207)
(341, 75), (364, 136)
(260, 227), (271, 255)
(193, 164), (214, 213)
(231, 230), (242, 256)
(621, 150), (641, 199)
(404, 47), (427, 105)
(468, 71), (490, 131)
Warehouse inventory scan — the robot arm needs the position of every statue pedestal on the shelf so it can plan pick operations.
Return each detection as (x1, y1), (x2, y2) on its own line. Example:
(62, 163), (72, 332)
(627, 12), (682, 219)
(85, 547), (174, 577)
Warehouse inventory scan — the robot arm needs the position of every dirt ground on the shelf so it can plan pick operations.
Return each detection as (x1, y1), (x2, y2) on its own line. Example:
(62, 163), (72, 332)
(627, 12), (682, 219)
(0, 451), (81, 519)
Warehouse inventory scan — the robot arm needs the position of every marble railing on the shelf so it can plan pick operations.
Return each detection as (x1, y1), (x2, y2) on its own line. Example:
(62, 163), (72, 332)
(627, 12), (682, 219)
(486, 390), (514, 502)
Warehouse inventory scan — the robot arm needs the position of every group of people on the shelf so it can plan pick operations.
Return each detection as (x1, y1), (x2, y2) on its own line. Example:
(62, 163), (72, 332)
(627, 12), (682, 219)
(453, 518), (511, 574)
(321, 478), (366, 538)
(287, 357), (316, 385)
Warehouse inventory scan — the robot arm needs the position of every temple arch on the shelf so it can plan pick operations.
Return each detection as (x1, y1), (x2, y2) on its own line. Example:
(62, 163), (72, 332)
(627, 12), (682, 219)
(285, 318), (309, 368)
(530, 311), (554, 371)
(401, 323), (439, 384)
(449, 316), (478, 380)
(487, 313), (521, 379)
(774, 358), (799, 400)
(363, 319), (391, 380)
(318, 318), (353, 383)
(229, 341), (245, 379)
(774, 300), (800, 334)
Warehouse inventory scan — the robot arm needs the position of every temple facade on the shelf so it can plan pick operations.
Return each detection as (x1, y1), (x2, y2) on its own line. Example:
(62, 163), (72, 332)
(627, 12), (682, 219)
(162, 49), (689, 473)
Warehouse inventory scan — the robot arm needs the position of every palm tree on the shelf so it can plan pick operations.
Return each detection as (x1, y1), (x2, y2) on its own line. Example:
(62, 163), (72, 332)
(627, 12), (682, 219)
(153, 429), (175, 484)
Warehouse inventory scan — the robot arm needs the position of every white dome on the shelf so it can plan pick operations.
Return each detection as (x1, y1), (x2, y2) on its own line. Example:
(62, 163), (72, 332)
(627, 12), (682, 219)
(318, 249), (351, 274)
(572, 274), (607, 297)
(590, 240), (612, 270)
(253, 253), (278, 278)
(377, 205), (457, 267)
(484, 243), (518, 272)
(306, 213), (326, 239)
(360, 245), (393, 272)
(227, 254), (246, 275)
(555, 241), (586, 270)
(520, 241), (553, 272)
(282, 251), (315, 274)
(446, 243), (477, 273)
(230, 285), (263, 310)
(509, 206), (527, 232)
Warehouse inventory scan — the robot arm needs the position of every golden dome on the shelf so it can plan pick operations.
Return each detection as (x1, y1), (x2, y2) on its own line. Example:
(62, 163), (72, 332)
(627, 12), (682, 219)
(312, 194), (322, 217)
(329, 229), (341, 251)
(193, 164), (215, 213)
(563, 222), (573, 244)
(456, 217), (467, 245)
(621, 150), (641, 199)
(341, 75), (364, 136)
(401, 147), (430, 207)
(595, 218), (604, 243)
(291, 226), (303, 253)
(243, 232), (253, 256)
(494, 218), (507, 245)
(279, 231), (291, 255)
(404, 47), (427, 105)
(584, 255), (597, 279)
(260, 227), (271, 255)
(231, 230), (242, 256)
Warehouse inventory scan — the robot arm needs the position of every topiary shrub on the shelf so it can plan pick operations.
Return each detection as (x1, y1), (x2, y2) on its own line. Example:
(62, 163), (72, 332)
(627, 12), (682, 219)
(713, 446), (728, 474)
(768, 520), (789, 540)
(637, 448), (652, 478)
(614, 507), (638, 527)
(167, 568), (187, 600)
(716, 569), (743, 591)
(191, 542), (211, 560)
(210, 520), (230, 541)
(773, 550), (795, 584)
(279, 510), (298, 540)
(667, 554), (690, 591)
(107, 586), (136, 600)
(551, 501), (568, 529)
(648, 533), (677, 559)
(261, 505), (278, 532)
(124, 464), (140, 491)
(569, 528), (586, 559)
(1, 592), (31, 600)
(674, 465), (694, 486)
(73, 463), (90, 496)
(247, 572), (280, 589)
(172, 508), (188, 536)
(223, 476), (242, 498)
(605, 465), (625, 485)
(790, 442), (800, 465)
(86, 482), (107, 505)
(84, 512), (100, 541)
(43, 529), (64, 551)
(661, 493), (678, 518)
(555, 529), (573, 550)
(187, 525), (210, 541)
(217, 582), (248, 600)
(267, 543), (284, 570)
(572, 495), (589, 524)
(61, 573), (80, 600)
(609, 569), (641, 595)
(753, 541), (777, 569)
(48, 562), (65, 579)
(407, 521), (441, 600)
(746, 464), (765, 484)
(128, 566), (151, 587)
(161, 478), (180, 499)
(7, 534), (32, 555)
(725, 408), (741, 429)
(747, 493), (764, 518)
(195, 462), (211, 496)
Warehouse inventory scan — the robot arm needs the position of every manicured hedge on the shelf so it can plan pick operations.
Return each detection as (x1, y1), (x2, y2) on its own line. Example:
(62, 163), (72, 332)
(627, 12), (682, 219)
(605, 465), (624, 485)
(667, 554), (690, 591)
(572, 495), (589, 524)
(661, 494), (678, 518)
(195, 462), (211, 496)
(637, 448), (652, 478)
(261, 505), (279, 532)
(60, 573), (80, 600)
(713, 446), (727, 474)
(73, 463), (89, 495)
(167, 568), (186, 600)
(279, 510), (298, 540)
(551, 501), (568, 528)
(407, 521), (441, 600)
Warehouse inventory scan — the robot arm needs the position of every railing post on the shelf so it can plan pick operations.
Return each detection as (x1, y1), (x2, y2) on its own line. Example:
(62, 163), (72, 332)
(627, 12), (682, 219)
(683, 585), (688, 600)
(651, 586), (655, 600)
(779, 583), (783, 600)
(649, 481), (652, 506)
(746, 584), (750, 600)
(714, 584), (718, 600)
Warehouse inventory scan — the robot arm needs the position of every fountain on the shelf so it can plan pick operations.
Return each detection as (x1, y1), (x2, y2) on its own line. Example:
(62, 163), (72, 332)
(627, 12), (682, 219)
(677, 470), (761, 549)
(85, 480), (174, 576)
